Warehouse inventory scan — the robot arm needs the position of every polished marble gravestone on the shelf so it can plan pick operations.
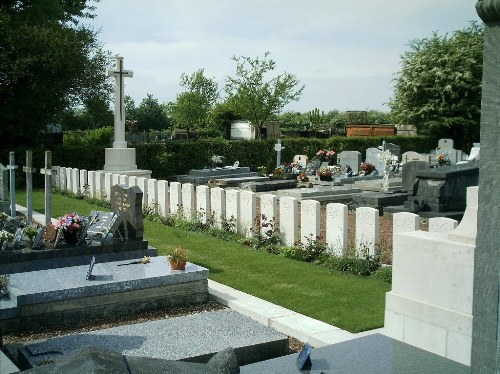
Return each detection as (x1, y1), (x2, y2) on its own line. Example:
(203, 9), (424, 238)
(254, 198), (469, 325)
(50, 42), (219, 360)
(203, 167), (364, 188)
(0, 256), (208, 333)
(240, 334), (469, 374)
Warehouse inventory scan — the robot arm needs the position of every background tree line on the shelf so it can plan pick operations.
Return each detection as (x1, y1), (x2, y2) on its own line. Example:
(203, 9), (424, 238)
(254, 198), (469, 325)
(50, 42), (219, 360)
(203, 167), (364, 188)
(0, 0), (484, 150)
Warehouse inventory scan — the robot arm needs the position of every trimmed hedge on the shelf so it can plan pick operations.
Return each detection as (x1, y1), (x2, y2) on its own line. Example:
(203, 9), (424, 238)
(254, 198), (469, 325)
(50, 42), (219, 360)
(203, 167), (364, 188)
(1, 130), (436, 186)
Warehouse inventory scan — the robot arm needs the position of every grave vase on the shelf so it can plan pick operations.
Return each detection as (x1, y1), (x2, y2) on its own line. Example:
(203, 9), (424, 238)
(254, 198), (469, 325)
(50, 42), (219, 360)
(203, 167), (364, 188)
(169, 258), (187, 271)
(63, 229), (79, 245)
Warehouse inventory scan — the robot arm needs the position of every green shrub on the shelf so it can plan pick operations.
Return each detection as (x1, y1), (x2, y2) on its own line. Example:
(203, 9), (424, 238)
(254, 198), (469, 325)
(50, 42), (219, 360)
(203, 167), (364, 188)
(299, 235), (327, 262)
(323, 256), (381, 276)
(278, 246), (304, 260)
(371, 266), (392, 283)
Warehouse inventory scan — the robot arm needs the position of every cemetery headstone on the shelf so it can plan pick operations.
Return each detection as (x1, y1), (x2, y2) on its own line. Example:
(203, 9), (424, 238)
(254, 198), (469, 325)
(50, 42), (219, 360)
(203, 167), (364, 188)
(401, 161), (430, 192)
(293, 154), (309, 167)
(438, 138), (454, 149)
(366, 148), (385, 175)
(401, 151), (431, 164)
(339, 151), (362, 174)
(110, 184), (144, 240)
(384, 142), (401, 161)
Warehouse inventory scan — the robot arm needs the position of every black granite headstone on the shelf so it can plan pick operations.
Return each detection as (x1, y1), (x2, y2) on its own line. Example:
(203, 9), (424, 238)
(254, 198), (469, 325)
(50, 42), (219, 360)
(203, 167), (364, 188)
(111, 185), (144, 241)
(405, 163), (479, 213)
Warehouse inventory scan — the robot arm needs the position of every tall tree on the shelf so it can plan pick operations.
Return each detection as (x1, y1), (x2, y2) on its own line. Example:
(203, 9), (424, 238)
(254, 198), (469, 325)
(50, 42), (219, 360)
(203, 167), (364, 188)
(0, 0), (112, 147)
(136, 94), (170, 131)
(389, 22), (483, 150)
(169, 69), (219, 132)
(225, 52), (304, 138)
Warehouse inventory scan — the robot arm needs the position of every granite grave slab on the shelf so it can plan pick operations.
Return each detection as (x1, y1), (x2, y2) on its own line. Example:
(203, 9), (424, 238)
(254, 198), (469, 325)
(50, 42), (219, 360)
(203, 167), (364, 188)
(239, 179), (298, 192)
(178, 167), (259, 185)
(0, 256), (208, 333)
(16, 310), (288, 369)
(240, 334), (469, 374)
(19, 346), (240, 374)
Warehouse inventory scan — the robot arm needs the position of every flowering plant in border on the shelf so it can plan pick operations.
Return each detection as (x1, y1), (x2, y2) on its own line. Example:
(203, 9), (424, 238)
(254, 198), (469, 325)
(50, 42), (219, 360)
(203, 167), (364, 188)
(0, 230), (14, 243)
(56, 212), (87, 232)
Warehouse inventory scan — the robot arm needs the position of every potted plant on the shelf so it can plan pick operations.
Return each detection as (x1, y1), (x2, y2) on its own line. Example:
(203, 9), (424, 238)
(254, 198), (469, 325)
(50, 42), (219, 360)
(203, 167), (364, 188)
(317, 167), (333, 181)
(169, 247), (188, 270)
(56, 212), (87, 245)
(0, 274), (9, 297)
(24, 225), (39, 249)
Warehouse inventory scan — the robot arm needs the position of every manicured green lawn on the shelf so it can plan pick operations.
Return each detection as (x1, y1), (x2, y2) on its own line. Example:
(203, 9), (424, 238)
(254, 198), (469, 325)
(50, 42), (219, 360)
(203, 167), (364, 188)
(16, 190), (390, 333)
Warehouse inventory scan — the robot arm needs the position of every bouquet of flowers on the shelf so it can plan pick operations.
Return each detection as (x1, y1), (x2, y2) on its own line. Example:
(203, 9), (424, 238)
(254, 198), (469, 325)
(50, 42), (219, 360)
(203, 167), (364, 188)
(211, 155), (223, 166)
(360, 162), (375, 173)
(437, 153), (449, 166)
(56, 212), (86, 233)
(317, 166), (333, 176)
(316, 149), (336, 161)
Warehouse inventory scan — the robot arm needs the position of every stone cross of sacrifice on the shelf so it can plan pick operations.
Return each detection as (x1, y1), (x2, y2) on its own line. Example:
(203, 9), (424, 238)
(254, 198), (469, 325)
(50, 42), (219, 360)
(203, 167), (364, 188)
(107, 56), (133, 149)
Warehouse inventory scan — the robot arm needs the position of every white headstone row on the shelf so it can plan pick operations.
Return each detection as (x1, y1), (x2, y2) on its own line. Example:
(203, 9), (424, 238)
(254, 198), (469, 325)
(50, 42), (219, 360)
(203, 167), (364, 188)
(51, 167), (473, 256)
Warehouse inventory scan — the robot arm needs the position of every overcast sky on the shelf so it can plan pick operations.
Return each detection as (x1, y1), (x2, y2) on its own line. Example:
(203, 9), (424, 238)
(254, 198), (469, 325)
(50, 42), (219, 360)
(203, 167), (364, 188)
(87, 1), (480, 114)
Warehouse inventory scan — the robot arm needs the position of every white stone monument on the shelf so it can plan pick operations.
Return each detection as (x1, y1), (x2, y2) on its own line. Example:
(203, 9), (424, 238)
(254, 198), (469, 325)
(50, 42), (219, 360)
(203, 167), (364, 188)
(103, 56), (151, 178)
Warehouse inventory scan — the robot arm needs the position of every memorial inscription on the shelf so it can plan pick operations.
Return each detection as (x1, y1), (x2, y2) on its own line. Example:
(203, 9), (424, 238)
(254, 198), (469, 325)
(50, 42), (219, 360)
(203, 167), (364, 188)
(110, 184), (144, 240)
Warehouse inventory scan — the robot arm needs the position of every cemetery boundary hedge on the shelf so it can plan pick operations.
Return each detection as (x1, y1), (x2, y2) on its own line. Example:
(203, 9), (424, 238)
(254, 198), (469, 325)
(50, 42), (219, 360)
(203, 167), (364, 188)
(1, 134), (435, 186)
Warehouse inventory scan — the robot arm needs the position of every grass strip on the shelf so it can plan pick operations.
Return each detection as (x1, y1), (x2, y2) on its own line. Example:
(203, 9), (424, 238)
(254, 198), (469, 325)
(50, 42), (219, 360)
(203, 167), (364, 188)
(16, 190), (390, 332)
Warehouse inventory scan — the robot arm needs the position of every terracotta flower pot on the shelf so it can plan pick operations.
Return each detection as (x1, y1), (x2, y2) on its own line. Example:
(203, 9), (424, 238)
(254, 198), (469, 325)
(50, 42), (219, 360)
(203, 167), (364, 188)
(169, 258), (187, 271)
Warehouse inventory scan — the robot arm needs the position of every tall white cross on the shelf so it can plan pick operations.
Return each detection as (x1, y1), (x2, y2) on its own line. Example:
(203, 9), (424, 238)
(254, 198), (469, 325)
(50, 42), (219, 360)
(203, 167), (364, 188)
(107, 56), (133, 149)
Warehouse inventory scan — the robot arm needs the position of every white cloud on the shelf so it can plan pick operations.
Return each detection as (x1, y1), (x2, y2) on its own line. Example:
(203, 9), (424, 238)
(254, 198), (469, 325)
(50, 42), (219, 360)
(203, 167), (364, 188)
(90, 0), (480, 112)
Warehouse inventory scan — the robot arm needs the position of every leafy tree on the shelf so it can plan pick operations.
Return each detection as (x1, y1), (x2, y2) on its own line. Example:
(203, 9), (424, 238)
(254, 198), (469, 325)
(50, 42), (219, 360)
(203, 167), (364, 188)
(180, 69), (219, 108)
(168, 92), (207, 131)
(225, 52), (304, 138)
(0, 0), (112, 147)
(169, 69), (219, 132)
(58, 96), (113, 130)
(389, 22), (483, 150)
(136, 94), (170, 131)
